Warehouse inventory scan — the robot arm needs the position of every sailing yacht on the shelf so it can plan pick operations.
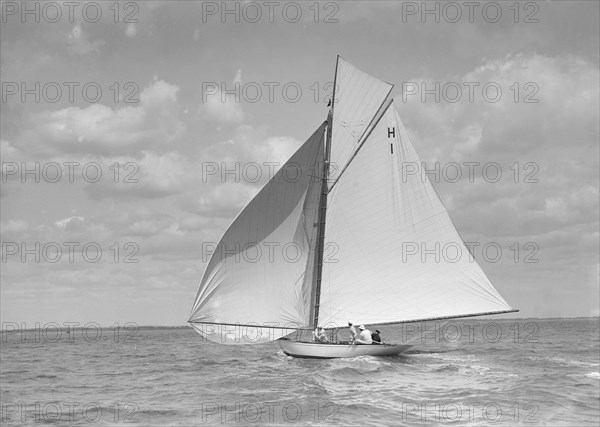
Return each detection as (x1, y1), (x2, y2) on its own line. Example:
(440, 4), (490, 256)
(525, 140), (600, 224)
(188, 56), (516, 358)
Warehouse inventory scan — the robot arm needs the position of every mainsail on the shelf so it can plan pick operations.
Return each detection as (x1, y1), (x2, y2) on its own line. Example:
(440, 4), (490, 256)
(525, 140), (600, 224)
(189, 57), (515, 345)
(319, 103), (513, 326)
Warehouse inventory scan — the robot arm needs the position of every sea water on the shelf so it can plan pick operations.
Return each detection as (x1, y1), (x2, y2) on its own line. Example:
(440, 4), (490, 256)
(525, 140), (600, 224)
(1, 318), (598, 426)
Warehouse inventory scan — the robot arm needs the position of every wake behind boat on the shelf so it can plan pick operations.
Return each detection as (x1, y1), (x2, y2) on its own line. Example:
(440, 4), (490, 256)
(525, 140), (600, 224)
(188, 56), (516, 358)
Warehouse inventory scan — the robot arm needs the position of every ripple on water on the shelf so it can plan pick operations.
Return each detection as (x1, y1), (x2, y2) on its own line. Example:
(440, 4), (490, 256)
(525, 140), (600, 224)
(1, 320), (598, 426)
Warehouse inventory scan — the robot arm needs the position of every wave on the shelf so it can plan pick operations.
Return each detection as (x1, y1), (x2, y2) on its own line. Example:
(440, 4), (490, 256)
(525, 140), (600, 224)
(404, 349), (457, 355)
(528, 355), (599, 368)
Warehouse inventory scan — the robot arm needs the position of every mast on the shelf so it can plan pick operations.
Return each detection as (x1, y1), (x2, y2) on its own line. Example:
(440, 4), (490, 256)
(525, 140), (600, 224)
(309, 55), (338, 328)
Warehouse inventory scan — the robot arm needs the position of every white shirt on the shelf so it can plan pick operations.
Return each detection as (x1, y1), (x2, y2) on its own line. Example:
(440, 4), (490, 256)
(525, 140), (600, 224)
(357, 329), (373, 344)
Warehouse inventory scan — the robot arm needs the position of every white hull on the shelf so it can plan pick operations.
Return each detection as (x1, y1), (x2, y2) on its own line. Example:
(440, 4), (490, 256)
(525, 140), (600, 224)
(276, 339), (411, 359)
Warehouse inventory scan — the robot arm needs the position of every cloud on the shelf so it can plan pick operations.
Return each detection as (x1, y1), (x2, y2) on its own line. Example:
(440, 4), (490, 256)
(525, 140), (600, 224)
(185, 181), (258, 218)
(204, 70), (245, 124)
(0, 139), (26, 184)
(83, 150), (188, 200)
(399, 54), (599, 161)
(233, 69), (242, 84)
(0, 139), (19, 159)
(67, 23), (105, 55)
(203, 125), (300, 170)
(0, 205), (203, 274)
(20, 80), (185, 157)
(125, 23), (137, 38)
(1, 219), (29, 235)
(395, 53), (599, 256)
(187, 124), (303, 218)
(54, 216), (85, 231)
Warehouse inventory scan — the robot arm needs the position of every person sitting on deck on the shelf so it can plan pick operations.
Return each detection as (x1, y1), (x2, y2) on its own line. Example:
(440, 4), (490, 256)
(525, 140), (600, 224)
(348, 322), (357, 343)
(314, 326), (329, 343)
(353, 325), (372, 345)
(371, 329), (382, 344)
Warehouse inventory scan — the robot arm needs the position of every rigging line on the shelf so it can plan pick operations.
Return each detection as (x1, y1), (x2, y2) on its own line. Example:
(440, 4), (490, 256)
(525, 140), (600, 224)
(351, 85), (395, 157)
(188, 321), (314, 331)
(330, 92), (395, 186)
(328, 98), (395, 193)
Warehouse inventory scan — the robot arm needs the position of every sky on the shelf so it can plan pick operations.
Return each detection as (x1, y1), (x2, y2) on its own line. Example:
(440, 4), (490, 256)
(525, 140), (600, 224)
(1, 0), (598, 326)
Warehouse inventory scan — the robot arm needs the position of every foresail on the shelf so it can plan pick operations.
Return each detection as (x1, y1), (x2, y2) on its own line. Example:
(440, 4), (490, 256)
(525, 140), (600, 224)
(319, 104), (513, 327)
(328, 57), (393, 186)
(189, 123), (326, 344)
